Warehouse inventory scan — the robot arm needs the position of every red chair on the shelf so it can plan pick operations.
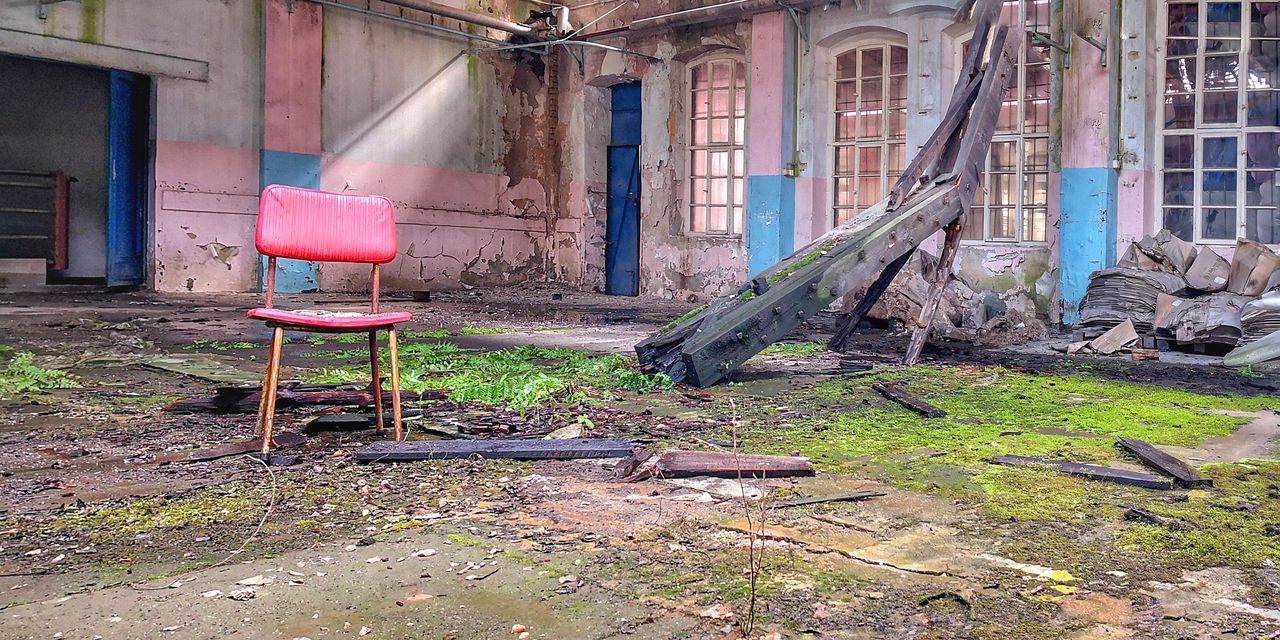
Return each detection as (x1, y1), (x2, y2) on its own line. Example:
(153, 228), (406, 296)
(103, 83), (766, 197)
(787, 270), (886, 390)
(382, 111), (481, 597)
(248, 184), (411, 459)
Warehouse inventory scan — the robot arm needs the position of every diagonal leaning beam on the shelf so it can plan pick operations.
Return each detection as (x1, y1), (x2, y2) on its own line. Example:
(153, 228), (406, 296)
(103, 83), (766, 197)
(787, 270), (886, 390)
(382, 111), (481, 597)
(637, 25), (1021, 387)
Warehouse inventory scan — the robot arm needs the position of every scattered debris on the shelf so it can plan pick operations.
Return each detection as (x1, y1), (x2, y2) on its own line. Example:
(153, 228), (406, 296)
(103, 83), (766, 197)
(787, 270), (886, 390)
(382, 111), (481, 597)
(183, 431), (306, 462)
(167, 385), (431, 414)
(871, 382), (946, 418)
(621, 450), (815, 481)
(1070, 319), (1139, 355)
(990, 455), (1173, 489)
(1117, 437), (1211, 488)
(354, 438), (635, 462)
(699, 604), (734, 620)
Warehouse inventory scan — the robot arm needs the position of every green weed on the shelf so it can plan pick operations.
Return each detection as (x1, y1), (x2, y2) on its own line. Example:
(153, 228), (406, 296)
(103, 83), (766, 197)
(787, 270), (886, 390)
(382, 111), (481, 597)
(0, 351), (80, 398)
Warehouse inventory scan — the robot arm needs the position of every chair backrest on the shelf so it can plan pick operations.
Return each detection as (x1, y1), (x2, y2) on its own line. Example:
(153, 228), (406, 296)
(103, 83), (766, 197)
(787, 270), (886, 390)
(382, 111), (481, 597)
(256, 184), (398, 264)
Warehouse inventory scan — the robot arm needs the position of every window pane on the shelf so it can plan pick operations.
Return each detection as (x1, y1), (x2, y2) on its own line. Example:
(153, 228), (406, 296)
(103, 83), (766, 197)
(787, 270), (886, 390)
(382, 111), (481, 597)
(992, 141), (1018, 170)
(1246, 170), (1277, 204)
(733, 178), (744, 207)
(1248, 41), (1277, 87)
(890, 46), (907, 74)
(692, 119), (707, 145)
(836, 52), (856, 80)
(691, 206), (707, 232)
(1202, 207), (1238, 238)
(1025, 100), (1049, 133)
(1204, 136), (1239, 167)
(837, 112), (856, 140)
(1165, 208), (1195, 239)
(711, 61), (730, 87)
(692, 91), (709, 117)
(835, 146), (855, 174)
(734, 88), (746, 116)
(858, 146), (882, 173)
(961, 208), (985, 240)
(732, 207), (743, 234)
(1023, 207), (1047, 242)
(1203, 91), (1239, 123)
(709, 206), (728, 233)
(860, 111), (883, 139)
(861, 47), (883, 77)
(691, 178), (707, 204)
(835, 178), (855, 206)
(692, 64), (708, 89)
(857, 176), (883, 207)
(710, 151), (729, 177)
(888, 143), (906, 173)
(1165, 93), (1197, 128)
(1164, 135), (1195, 167)
(1203, 171), (1238, 204)
(1025, 138), (1049, 171)
(990, 208), (1016, 239)
(1167, 38), (1199, 56)
(1205, 2), (1242, 36)
(1168, 2), (1200, 36)
(1247, 133), (1279, 167)
(1248, 90), (1279, 126)
(836, 81), (857, 110)
(889, 76), (907, 104)
(1246, 208), (1280, 242)
(734, 118), (745, 145)
(991, 173), (1017, 205)
(1203, 54), (1240, 89)
(735, 62), (746, 87)
(1024, 173), (1049, 207)
(1253, 2), (1280, 35)
(710, 90), (729, 116)
(888, 109), (907, 137)
(1166, 58), (1197, 93)
(710, 118), (730, 143)
(710, 177), (728, 205)
(1164, 171), (1195, 205)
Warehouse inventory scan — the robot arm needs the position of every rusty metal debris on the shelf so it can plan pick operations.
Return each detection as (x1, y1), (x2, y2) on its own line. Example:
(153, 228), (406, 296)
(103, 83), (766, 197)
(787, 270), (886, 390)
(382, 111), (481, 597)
(166, 384), (431, 414)
(354, 438), (636, 462)
(636, 0), (1019, 386)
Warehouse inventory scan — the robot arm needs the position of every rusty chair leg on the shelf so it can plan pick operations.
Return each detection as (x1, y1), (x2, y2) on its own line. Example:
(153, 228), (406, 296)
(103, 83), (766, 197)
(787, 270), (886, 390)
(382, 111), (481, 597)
(387, 328), (404, 442)
(369, 330), (384, 434)
(258, 326), (285, 460)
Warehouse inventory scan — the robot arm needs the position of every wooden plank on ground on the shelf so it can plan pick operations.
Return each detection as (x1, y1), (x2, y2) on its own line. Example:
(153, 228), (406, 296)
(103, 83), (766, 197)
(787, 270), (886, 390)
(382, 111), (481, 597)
(622, 450), (815, 481)
(354, 438), (635, 462)
(871, 382), (946, 418)
(991, 455), (1173, 490)
(184, 431), (306, 462)
(166, 388), (432, 414)
(1117, 437), (1211, 487)
(777, 491), (885, 508)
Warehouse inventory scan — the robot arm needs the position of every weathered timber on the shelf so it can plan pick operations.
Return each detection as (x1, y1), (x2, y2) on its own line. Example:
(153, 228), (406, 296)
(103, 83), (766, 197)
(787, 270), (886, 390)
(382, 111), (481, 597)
(184, 431), (306, 462)
(1117, 437), (1211, 487)
(166, 387), (431, 414)
(871, 382), (946, 418)
(828, 249), (915, 352)
(991, 455), (1173, 489)
(638, 19), (1019, 387)
(777, 491), (885, 508)
(354, 438), (635, 462)
(903, 220), (964, 365)
(622, 450), (815, 481)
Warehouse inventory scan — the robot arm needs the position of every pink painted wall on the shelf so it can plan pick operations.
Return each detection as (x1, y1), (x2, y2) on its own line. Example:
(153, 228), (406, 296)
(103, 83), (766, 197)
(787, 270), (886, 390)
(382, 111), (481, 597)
(263, 0), (322, 155)
(747, 11), (785, 176)
(153, 140), (261, 291)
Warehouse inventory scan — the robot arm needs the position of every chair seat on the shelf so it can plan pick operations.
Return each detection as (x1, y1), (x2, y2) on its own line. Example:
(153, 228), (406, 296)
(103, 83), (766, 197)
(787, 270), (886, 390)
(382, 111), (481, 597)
(247, 308), (412, 331)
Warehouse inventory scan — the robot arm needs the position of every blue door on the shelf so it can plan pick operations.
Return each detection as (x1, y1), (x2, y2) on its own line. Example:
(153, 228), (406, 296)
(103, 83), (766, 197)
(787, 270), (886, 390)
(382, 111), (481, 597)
(606, 83), (641, 296)
(106, 70), (149, 287)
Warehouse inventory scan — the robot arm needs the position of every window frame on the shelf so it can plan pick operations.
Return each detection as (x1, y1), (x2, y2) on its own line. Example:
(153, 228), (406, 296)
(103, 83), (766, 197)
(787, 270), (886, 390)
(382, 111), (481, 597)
(1156, 0), (1280, 245)
(830, 42), (910, 227)
(685, 55), (748, 238)
(959, 0), (1053, 246)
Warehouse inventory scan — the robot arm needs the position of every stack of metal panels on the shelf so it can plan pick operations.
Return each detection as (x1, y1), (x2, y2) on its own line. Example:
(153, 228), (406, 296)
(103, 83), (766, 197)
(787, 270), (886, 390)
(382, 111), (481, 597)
(1240, 291), (1280, 345)
(1078, 268), (1192, 332)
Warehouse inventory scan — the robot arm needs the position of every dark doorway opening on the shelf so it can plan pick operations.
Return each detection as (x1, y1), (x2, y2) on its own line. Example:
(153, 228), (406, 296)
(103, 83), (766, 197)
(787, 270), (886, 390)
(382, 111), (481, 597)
(605, 82), (641, 296)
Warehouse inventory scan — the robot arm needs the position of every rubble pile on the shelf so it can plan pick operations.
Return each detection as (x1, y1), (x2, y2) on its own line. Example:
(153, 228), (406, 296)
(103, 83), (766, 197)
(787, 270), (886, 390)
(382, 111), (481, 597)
(1078, 230), (1280, 352)
(868, 248), (1046, 345)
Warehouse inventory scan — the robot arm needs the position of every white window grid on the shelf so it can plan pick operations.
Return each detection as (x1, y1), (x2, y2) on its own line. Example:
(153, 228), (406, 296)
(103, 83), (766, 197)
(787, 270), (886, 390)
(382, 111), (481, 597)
(832, 44), (909, 226)
(687, 58), (747, 236)
(1157, 0), (1280, 245)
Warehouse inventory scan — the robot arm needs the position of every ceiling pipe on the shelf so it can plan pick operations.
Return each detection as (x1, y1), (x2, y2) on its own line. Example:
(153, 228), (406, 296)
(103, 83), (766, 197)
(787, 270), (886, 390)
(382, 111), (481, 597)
(373, 0), (536, 36)
(628, 0), (836, 34)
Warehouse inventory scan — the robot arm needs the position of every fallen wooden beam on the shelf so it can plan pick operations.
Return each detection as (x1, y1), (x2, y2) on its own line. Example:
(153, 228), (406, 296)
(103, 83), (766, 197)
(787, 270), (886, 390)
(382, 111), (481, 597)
(183, 431), (306, 462)
(871, 382), (946, 418)
(354, 438), (635, 462)
(166, 388), (433, 414)
(1117, 437), (1211, 488)
(622, 450), (814, 481)
(777, 491), (885, 508)
(991, 455), (1173, 490)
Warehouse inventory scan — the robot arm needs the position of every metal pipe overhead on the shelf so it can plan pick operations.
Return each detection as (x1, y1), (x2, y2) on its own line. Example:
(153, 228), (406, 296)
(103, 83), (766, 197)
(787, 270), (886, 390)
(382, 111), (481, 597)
(306, 0), (510, 45)
(374, 0), (535, 35)
(629, 0), (835, 34)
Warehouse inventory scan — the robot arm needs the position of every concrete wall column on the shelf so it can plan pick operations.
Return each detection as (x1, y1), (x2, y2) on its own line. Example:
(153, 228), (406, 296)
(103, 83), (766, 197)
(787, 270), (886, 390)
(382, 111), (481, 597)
(260, 0), (323, 292)
(745, 11), (797, 276)
(1058, 0), (1118, 322)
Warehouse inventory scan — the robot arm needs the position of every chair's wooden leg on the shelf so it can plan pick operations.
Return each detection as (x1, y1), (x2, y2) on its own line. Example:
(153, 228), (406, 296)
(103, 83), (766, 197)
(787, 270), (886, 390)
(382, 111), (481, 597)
(387, 328), (404, 442)
(369, 330), (384, 434)
(254, 327), (280, 436)
(260, 327), (285, 459)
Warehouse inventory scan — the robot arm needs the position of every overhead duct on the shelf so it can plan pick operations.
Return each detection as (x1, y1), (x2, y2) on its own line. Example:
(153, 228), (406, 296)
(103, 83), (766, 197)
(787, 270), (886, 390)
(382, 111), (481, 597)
(373, 0), (538, 36)
(628, 0), (836, 34)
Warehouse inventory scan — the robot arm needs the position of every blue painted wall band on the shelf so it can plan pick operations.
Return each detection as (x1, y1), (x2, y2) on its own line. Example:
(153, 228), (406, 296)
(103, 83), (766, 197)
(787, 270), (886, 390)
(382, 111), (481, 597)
(746, 175), (796, 277)
(1058, 167), (1118, 324)
(259, 149), (322, 293)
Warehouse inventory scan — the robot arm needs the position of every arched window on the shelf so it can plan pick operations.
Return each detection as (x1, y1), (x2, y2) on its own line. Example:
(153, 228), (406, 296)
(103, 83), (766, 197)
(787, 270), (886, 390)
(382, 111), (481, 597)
(959, 0), (1051, 243)
(833, 44), (908, 226)
(688, 58), (747, 235)
(1159, 0), (1279, 243)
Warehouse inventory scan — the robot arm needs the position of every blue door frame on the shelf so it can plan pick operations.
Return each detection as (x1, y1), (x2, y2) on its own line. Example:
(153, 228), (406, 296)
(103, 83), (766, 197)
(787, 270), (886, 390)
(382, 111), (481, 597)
(605, 82), (641, 296)
(106, 70), (149, 287)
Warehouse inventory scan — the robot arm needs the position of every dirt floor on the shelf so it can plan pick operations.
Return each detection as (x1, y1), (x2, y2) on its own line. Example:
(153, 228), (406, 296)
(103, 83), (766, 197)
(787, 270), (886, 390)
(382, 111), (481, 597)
(0, 285), (1278, 639)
